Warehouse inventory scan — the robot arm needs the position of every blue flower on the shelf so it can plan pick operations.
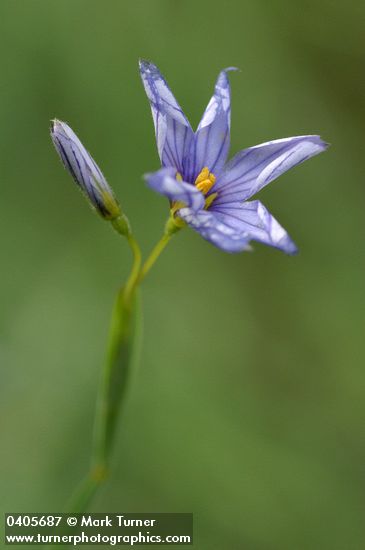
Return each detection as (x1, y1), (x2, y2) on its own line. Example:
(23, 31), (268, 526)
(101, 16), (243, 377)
(140, 60), (328, 253)
(51, 120), (121, 220)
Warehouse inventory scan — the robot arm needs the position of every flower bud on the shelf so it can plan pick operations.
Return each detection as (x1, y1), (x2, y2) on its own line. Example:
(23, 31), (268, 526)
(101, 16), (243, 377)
(50, 119), (121, 220)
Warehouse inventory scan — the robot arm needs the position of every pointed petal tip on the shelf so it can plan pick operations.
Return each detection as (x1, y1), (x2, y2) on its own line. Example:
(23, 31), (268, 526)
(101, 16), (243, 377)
(286, 134), (330, 153)
(215, 66), (239, 88)
(51, 118), (71, 133)
(273, 227), (299, 255)
(50, 119), (75, 141)
(284, 240), (299, 256)
(51, 118), (73, 138)
(318, 137), (331, 150)
(50, 118), (61, 132)
(223, 66), (239, 73)
(250, 240), (298, 255)
(138, 58), (149, 68)
(307, 135), (330, 151)
(139, 58), (159, 75)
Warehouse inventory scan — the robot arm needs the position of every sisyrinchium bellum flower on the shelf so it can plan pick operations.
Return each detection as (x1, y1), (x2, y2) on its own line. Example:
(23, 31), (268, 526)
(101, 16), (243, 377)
(51, 119), (121, 221)
(140, 60), (328, 253)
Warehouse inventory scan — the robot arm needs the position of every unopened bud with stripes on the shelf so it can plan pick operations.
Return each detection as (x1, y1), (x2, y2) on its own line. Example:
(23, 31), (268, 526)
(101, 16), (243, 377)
(51, 119), (121, 221)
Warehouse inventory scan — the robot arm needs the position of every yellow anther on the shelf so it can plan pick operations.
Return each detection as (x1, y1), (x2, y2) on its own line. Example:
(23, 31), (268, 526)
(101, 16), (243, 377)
(196, 179), (213, 194)
(195, 167), (210, 185)
(194, 167), (216, 195)
(171, 167), (218, 214)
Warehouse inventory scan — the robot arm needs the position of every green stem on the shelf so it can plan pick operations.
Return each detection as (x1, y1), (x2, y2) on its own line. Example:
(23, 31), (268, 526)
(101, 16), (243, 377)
(91, 232), (141, 472)
(138, 232), (172, 283)
(61, 231), (141, 517)
(111, 216), (142, 303)
(59, 216), (180, 521)
(138, 215), (182, 283)
(124, 233), (142, 301)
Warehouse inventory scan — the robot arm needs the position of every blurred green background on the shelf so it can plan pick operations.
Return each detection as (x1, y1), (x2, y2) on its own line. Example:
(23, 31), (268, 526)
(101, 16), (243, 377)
(1, 1), (365, 548)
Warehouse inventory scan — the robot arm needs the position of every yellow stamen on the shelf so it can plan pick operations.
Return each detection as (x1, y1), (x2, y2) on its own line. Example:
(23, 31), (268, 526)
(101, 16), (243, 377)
(195, 167), (210, 185)
(171, 167), (218, 215)
(194, 167), (216, 195)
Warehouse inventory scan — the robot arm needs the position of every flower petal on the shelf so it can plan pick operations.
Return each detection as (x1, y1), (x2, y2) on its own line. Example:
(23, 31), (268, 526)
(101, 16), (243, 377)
(178, 207), (251, 253)
(144, 167), (205, 212)
(213, 135), (328, 205)
(139, 60), (194, 175)
(187, 69), (236, 182)
(211, 200), (298, 254)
